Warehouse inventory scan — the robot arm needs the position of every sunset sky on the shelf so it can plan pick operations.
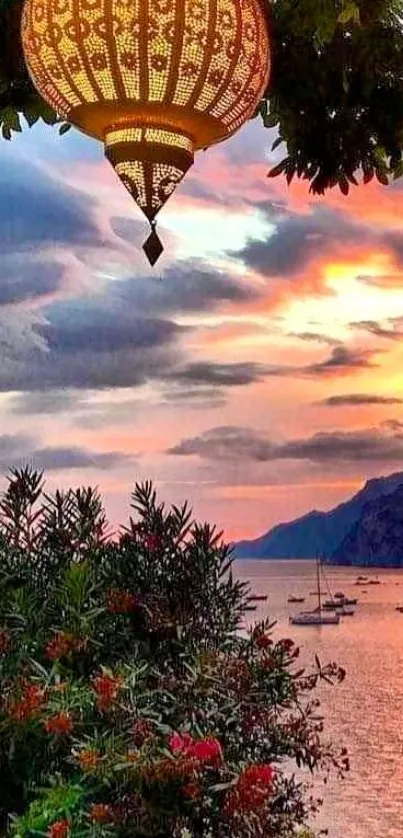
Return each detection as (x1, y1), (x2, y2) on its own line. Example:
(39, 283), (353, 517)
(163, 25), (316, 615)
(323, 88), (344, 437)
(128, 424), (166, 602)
(3, 115), (403, 540)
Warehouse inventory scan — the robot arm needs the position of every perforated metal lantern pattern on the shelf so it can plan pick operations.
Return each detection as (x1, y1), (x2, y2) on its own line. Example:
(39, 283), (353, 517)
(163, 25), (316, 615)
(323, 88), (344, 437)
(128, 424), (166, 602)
(22, 0), (270, 263)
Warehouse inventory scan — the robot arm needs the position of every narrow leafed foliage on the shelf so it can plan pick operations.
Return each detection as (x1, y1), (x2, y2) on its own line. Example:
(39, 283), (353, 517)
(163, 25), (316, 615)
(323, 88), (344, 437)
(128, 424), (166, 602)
(0, 468), (348, 838)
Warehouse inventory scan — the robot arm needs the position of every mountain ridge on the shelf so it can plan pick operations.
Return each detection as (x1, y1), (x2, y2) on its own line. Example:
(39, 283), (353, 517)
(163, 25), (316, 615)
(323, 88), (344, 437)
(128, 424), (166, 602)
(331, 484), (403, 566)
(234, 471), (403, 560)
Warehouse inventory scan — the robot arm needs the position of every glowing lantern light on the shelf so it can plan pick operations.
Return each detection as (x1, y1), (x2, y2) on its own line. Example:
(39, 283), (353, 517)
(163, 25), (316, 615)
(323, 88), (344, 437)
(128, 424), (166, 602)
(22, 0), (270, 265)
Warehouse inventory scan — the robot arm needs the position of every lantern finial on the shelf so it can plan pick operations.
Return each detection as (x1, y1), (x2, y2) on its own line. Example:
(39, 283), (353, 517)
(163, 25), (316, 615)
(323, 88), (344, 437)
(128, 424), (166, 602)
(143, 220), (164, 267)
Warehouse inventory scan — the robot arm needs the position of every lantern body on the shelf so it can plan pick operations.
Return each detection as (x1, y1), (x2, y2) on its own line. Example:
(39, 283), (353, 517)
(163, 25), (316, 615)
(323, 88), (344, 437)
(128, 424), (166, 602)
(22, 0), (270, 261)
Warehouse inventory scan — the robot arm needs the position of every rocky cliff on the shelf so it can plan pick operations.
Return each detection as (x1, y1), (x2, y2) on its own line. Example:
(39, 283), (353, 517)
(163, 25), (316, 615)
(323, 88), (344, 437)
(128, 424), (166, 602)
(234, 471), (403, 560)
(331, 485), (403, 566)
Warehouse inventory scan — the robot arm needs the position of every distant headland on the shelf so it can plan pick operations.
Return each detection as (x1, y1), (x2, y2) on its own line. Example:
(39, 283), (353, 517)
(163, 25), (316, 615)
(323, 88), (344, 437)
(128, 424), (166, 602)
(233, 472), (403, 567)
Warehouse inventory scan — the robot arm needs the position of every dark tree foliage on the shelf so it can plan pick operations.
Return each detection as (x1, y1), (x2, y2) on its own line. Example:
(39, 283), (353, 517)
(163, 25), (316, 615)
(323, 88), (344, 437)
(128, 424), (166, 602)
(0, 0), (403, 193)
(0, 468), (348, 838)
(265, 0), (403, 193)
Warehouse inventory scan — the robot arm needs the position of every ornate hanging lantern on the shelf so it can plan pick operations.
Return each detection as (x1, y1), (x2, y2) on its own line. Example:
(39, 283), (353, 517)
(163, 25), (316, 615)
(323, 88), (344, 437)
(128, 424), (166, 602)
(22, 0), (270, 265)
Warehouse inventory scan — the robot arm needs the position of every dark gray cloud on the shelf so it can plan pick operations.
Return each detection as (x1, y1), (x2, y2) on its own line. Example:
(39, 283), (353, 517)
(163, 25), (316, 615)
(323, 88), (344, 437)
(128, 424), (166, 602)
(20, 446), (132, 471)
(169, 361), (267, 387)
(0, 296), (183, 391)
(0, 256), (64, 305)
(166, 346), (379, 391)
(168, 426), (275, 461)
(0, 433), (33, 458)
(233, 205), (367, 277)
(40, 304), (180, 354)
(9, 390), (78, 416)
(259, 345), (379, 379)
(288, 331), (340, 347)
(110, 216), (144, 244)
(169, 424), (403, 464)
(350, 318), (403, 341)
(305, 345), (378, 376)
(110, 259), (261, 315)
(320, 394), (403, 406)
(0, 432), (131, 473)
(160, 386), (225, 409)
(0, 152), (102, 252)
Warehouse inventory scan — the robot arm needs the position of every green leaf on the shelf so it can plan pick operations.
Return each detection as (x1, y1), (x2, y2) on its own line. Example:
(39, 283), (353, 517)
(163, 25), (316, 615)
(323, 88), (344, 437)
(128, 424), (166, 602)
(267, 160), (287, 178)
(338, 2), (360, 24)
(263, 112), (279, 129)
(376, 169), (389, 185)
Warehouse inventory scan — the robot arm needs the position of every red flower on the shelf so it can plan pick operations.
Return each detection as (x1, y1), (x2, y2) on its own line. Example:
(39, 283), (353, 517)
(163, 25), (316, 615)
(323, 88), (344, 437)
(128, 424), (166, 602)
(256, 633), (272, 649)
(8, 683), (46, 722)
(225, 764), (275, 816)
(277, 638), (294, 653)
(48, 821), (70, 838)
(188, 737), (222, 765)
(0, 630), (10, 653)
(46, 631), (84, 660)
(90, 804), (115, 824)
(78, 749), (100, 772)
(261, 655), (276, 671)
(143, 533), (161, 551)
(239, 764), (275, 786)
(93, 673), (122, 711)
(132, 718), (154, 746)
(182, 781), (202, 799)
(169, 732), (222, 765)
(168, 731), (193, 754)
(44, 711), (73, 735)
(106, 588), (140, 614)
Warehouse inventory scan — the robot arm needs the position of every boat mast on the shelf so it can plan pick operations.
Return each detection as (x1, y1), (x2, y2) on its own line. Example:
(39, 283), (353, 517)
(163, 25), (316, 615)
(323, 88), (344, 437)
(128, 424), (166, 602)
(317, 555), (322, 615)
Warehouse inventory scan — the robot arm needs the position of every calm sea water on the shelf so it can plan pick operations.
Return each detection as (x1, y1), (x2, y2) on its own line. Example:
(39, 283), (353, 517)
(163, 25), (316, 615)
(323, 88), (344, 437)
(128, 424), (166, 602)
(234, 560), (403, 838)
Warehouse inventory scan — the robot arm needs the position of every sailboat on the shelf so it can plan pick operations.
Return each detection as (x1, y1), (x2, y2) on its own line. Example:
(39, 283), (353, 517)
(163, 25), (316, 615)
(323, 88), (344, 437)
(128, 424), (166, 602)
(290, 557), (340, 625)
(323, 592), (358, 608)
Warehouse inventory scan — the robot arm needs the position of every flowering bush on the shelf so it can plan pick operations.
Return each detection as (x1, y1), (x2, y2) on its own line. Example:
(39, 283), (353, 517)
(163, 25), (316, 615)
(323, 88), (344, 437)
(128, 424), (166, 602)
(0, 468), (348, 838)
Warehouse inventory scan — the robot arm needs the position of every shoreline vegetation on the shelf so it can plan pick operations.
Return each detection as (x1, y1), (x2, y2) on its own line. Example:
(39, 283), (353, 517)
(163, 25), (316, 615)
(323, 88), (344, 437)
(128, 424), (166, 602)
(0, 466), (348, 838)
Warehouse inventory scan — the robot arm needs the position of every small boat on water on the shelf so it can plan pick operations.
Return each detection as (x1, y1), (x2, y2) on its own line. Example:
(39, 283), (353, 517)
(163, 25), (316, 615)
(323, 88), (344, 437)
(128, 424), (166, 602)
(368, 578), (381, 585)
(337, 605), (355, 616)
(288, 596), (305, 604)
(334, 593), (358, 606)
(322, 600), (355, 617)
(290, 557), (340, 626)
(355, 576), (369, 586)
(291, 610), (340, 625)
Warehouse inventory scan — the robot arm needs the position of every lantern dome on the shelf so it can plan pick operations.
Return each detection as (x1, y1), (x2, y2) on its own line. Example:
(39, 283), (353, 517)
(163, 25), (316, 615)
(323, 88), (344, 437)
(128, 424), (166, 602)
(22, 0), (270, 264)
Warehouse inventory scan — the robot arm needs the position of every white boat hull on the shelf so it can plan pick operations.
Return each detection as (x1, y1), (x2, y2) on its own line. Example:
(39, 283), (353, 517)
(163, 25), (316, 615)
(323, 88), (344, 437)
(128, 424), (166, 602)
(290, 611), (340, 625)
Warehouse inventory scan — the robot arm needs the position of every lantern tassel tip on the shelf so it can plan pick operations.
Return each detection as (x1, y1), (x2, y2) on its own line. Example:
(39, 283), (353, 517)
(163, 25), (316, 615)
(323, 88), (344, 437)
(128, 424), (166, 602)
(143, 220), (164, 267)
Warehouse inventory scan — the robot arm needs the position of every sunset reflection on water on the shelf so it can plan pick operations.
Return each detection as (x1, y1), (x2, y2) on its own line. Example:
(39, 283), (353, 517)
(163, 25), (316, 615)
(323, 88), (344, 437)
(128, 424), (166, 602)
(235, 560), (403, 838)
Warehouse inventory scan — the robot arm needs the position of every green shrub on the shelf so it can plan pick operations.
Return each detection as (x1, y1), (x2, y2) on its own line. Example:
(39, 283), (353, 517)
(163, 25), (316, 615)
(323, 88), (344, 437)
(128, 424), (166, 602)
(0, 468), (348, 838)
